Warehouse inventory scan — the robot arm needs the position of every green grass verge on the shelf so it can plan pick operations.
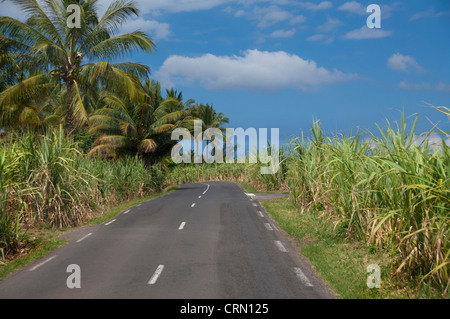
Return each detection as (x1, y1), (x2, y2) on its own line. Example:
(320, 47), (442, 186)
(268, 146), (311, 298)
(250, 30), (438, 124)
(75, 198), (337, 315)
(0, 185), (179, 281)
(236, 181), (259, 193)
(0, 237), (66, 281)
(260, 198), (428, 299)
(236, 181), (289, 194)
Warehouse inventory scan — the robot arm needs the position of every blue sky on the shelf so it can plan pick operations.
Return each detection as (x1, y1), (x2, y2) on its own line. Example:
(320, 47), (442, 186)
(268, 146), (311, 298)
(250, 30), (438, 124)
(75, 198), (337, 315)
(2, 0), (450, 144)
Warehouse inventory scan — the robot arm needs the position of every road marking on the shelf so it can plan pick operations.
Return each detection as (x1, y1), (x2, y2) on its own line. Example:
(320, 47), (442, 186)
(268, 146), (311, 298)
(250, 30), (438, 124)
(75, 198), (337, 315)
(245, 193), (255, 197)
(202, 183), (210, 195)
(148, 265), (165, 285)
(294, 267), (314, 287)
(76, 233), (93, 243)
(257, 211), (264, 217)
(191, 203), (196, 208)
(264, 223), (273, 231)
(136, 204), (141, 207)
(252, 203), (258, 207)
(275, 240), (288, 252)
(179, 222), (186, 230)
(105, 219), (116, 226)
(123, 209), (130, 214)
(28, 255), (57, 271)
(198, 195), (202, 199)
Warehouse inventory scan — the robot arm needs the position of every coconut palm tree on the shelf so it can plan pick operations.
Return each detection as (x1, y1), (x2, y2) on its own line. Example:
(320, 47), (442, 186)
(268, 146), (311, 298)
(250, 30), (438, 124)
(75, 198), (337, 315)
(191, 103), (229, 160)
(87, 79), (192, 167)
(0, 0), (155, 135)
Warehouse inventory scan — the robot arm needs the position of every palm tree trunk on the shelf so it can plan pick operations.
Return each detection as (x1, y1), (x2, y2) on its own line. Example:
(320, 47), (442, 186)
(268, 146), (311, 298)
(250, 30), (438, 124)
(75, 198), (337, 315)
(195, 138), (199, 165)
(66, 80), (74, 137)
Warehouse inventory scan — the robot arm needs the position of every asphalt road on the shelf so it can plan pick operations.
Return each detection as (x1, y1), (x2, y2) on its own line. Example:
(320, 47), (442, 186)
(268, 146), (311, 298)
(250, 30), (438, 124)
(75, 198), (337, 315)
(0, 181), (335, 299)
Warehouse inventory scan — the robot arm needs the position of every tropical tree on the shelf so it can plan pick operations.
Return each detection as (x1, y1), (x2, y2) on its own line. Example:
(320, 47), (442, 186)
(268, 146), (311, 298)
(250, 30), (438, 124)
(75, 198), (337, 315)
(0, 0), (155, 135)
(87, 79), (193, 167)
(191, 103), (229, 160)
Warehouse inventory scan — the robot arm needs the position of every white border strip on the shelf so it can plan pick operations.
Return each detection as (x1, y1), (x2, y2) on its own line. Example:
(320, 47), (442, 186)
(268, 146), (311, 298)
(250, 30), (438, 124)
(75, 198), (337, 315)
(28, 255), (57, 271)
(294, 267), (314, 287)
(275, 240), (287, 252)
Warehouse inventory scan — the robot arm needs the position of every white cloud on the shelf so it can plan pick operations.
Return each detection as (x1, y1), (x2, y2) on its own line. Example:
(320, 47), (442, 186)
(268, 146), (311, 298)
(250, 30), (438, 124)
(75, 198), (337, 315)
(98, 0), (228, 15)
(306, 34), (333, 44)
(414, 133), (450, 150)
(235, 9), (246, 17)
(398, 81), (450, 93)
(387, 53), (422, 72)
(253, 5), (304, 28)
(316, 17), (343, 33)
(256, 6), (290, 27)
(343, 25), (393, 40)
(120, 18), (172, 40)
(436, 82), (450, 93)
(298, 1), (333, 11)
(339, 2), (397, 18)
(289, 15), (307, 25)
(156, 49), (356, 92)
(0, 0), (27, 20)
(410, 8), (450, 21)
(269, 29), (296, 38)
(338, 1), (366, 15)
(306, 34), (325, 41)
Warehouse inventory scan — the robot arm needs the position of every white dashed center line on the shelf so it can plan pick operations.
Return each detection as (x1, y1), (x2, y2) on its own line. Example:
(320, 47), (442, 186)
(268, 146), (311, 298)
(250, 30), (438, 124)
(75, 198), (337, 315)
(104, 219), (116, 226)
(148, 265), (165, 285)
(202, 183), (210, 195)
(76, 233), (93, 243)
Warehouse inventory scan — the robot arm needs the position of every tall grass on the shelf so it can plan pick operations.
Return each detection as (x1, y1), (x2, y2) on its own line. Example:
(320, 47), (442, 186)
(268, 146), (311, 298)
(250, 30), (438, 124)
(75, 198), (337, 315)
(167, 112), (449, 295)
(2, 111), (448, 295)
(167, 155), (287, 192)
(0, 127), (164, 258)
(286, 113), (449, 294)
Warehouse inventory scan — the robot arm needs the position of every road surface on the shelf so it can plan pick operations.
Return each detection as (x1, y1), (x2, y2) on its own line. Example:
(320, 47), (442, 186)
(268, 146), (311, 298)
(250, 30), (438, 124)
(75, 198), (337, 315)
(0, 182), (335, 299)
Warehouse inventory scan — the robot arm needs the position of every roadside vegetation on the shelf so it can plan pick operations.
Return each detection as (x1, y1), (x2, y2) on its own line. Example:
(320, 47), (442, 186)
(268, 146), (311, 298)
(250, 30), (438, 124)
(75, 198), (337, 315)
(167, 109), (450, 298)
(0, 0), (224, 267)
(0, 0), (448, 298)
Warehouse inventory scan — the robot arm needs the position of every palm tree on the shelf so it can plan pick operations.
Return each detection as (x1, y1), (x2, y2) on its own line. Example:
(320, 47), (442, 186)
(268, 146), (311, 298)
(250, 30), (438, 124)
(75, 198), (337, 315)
(0, 0), (155, 135)
(87, 79), (192, 167)
(191, 103), (229, 161)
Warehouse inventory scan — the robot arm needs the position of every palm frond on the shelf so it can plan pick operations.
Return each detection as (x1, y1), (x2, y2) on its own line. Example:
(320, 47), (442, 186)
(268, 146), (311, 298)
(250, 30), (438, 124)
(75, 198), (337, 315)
(88, 134), (130, 157)
(80, 0), (139, 52)
(9, 0), (64, 46)
(0, 16), (50, 46)
(138, 138), (157, 153)
(89, 31), (155, 60)
(110, 62), (150, 79)
(0, 73), (50, 106)
(72, 80), (89, 128)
